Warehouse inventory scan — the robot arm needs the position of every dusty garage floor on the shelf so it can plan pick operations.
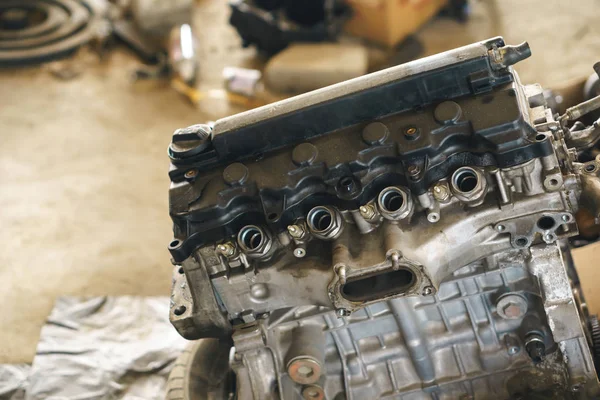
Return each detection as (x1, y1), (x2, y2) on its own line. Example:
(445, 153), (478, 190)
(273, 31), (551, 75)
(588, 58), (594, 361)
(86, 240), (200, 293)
(1, 0), (600, 364)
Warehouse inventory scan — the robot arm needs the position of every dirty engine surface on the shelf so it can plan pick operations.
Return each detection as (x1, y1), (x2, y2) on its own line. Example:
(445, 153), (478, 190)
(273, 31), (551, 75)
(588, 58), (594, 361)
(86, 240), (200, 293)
(166, 38), (600, 399)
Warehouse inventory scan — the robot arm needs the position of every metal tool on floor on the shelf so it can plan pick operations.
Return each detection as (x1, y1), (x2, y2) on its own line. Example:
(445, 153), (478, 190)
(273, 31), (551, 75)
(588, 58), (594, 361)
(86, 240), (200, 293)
(113, 0), (199, 86)
(0, 0), (199, 87)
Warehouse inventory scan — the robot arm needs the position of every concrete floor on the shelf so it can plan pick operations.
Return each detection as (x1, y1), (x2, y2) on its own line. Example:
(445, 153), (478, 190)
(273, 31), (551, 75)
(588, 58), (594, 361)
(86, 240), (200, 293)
(1, 0), (600, 364)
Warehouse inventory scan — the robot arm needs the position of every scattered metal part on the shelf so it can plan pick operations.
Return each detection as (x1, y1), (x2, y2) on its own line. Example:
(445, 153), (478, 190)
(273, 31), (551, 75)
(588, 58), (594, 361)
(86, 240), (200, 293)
(46, 58), (82, 80)
(112, 19), (161, 63)
(113, 0), (198, 85)
(168, 23), (198, 85)
(131, 0), (192, 37)
(0, 0), (104, 66)
(228, 0), (351, 55)
(223, 66), (262, 97)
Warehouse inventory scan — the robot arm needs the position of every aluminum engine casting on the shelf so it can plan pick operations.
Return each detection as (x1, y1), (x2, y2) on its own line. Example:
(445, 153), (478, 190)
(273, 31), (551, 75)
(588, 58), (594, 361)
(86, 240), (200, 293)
(167, 37), (600, 399)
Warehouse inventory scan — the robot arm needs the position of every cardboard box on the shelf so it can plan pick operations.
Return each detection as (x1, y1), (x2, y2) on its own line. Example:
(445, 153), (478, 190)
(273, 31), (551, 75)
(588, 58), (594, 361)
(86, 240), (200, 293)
(573, 241), (600, 315)
(344, 0), (448, 47)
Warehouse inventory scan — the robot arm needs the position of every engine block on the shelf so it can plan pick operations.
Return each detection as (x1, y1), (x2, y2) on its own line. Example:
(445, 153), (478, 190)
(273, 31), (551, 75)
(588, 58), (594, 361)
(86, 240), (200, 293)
(167, 37), (600, 399)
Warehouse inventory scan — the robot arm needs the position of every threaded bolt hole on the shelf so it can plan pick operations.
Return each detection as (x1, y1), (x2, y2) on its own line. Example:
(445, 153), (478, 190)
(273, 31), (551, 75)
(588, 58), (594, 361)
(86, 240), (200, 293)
(585, 164), (597, 173)
(339, 176), (353, 187)
(404, 126), (419, 140)
(515, 237), (528, 247)
(427, 213), (439, 222)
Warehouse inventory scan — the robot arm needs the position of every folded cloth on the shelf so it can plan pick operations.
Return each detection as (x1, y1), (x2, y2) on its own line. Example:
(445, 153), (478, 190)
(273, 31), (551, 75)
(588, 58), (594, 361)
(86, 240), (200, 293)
(1, 296), (188, 400)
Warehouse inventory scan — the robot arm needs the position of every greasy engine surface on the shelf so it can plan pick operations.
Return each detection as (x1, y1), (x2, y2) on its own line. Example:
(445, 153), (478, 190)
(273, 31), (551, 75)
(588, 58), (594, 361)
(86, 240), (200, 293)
(167, 38), (600, 399)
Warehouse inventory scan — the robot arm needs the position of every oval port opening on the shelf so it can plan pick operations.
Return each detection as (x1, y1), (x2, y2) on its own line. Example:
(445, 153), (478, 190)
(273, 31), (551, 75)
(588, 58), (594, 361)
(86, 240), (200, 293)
(308, 207), (333, 232)
(453, 168), (478, 193)
(341, 269), (416, 302)
(239, 226), (264, 251)
(380, 188), (405, 212)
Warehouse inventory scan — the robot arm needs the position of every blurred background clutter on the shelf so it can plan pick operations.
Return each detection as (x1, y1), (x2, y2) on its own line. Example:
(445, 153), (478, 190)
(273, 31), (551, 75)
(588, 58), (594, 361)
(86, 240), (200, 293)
(1, 0), (600, 398)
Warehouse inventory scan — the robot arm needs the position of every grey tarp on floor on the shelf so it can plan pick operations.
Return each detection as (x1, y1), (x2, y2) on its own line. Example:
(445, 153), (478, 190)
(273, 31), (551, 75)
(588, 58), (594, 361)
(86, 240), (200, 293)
(0, 296), (189, 400)
(0, 364), (29, 400)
